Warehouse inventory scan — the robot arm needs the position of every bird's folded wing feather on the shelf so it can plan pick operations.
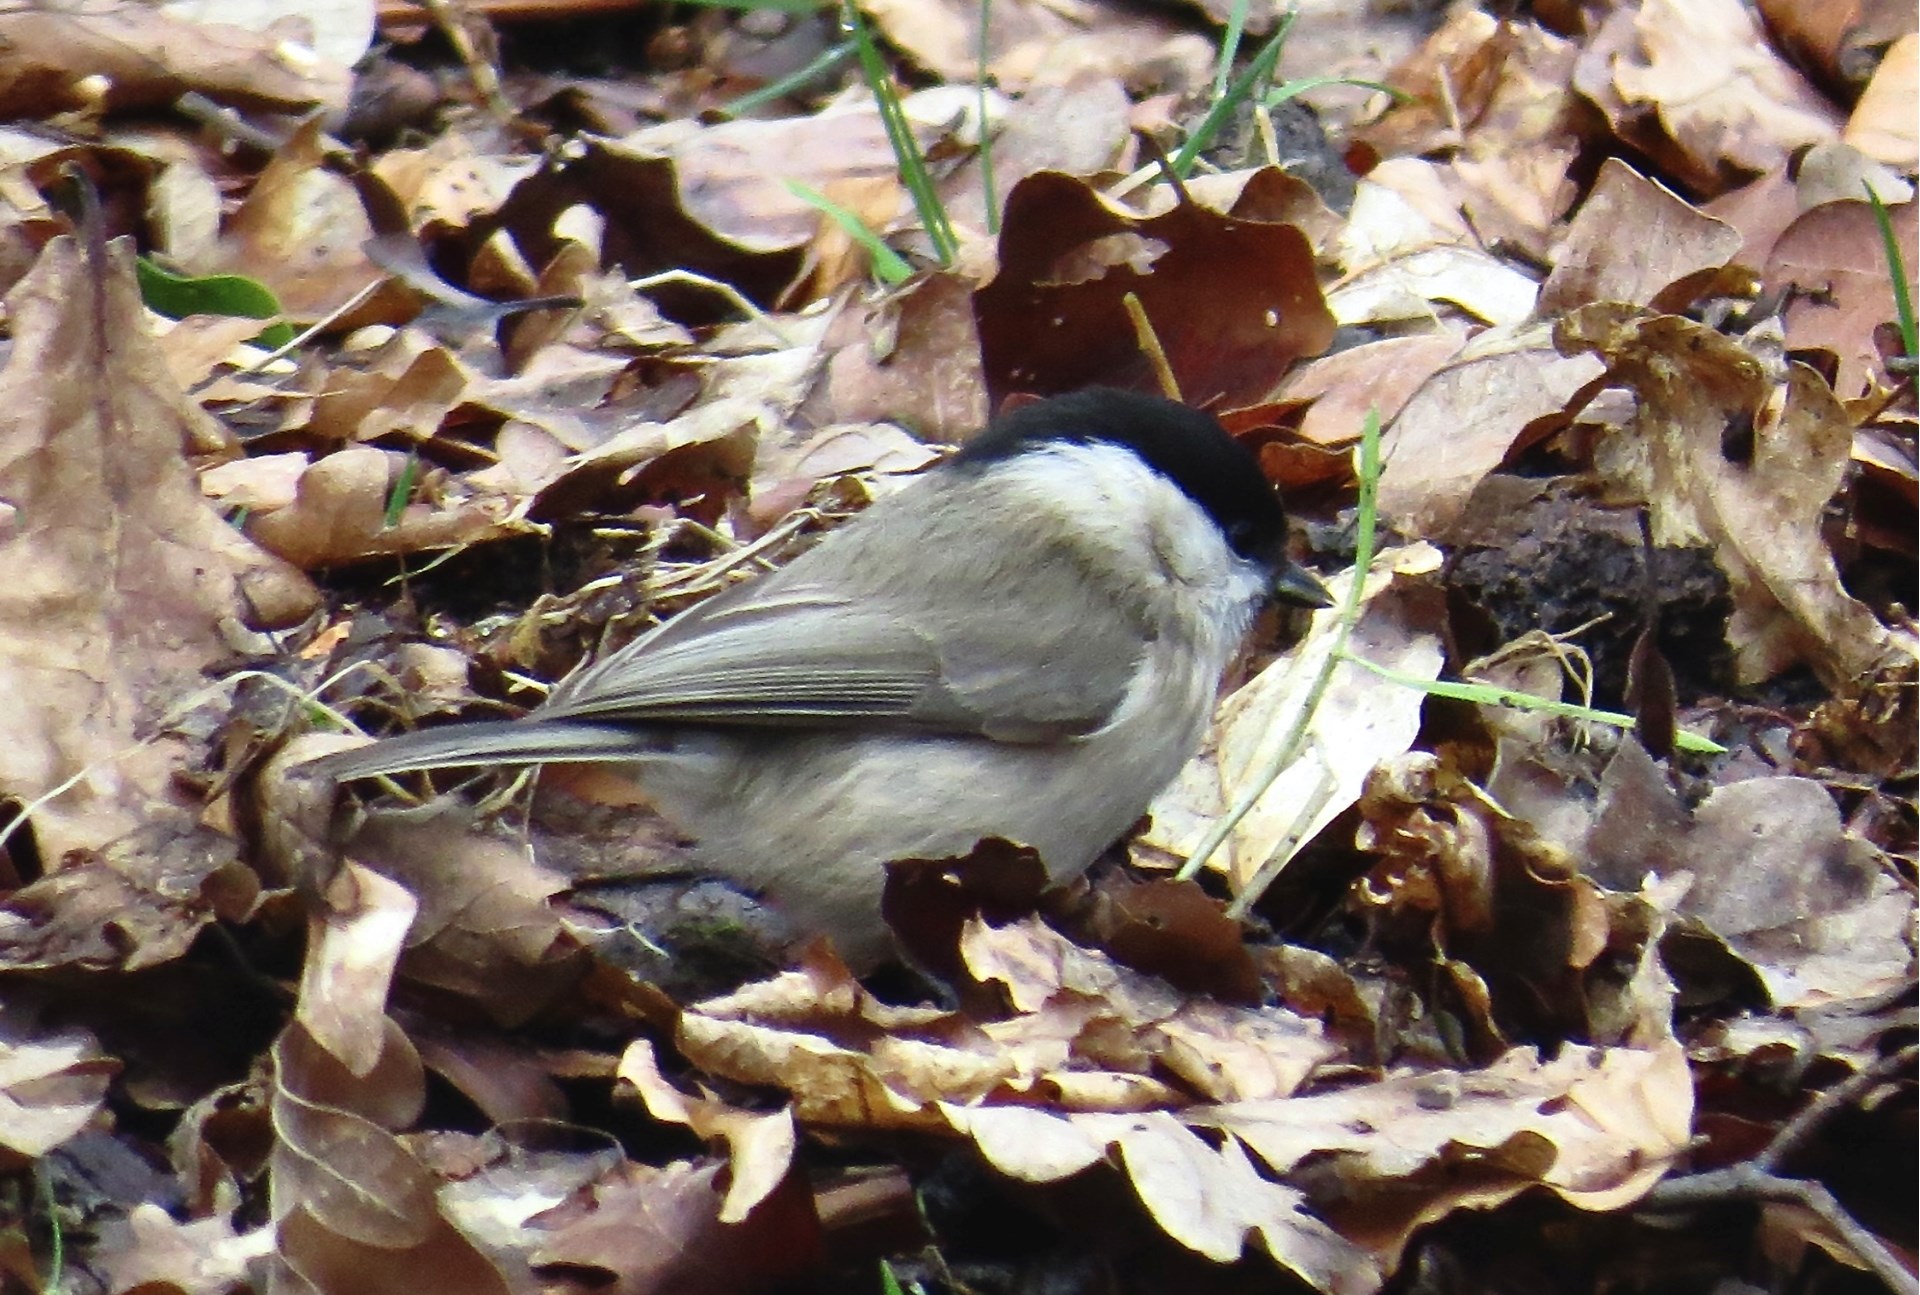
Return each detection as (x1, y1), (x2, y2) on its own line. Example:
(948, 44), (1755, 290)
(539, 579), (1142, 742)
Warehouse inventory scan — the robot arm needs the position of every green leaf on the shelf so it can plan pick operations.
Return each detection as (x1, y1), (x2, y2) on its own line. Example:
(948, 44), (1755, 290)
(135, 258), (296, 349)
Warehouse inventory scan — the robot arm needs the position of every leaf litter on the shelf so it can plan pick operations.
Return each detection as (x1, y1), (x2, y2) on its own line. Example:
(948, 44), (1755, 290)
(0, 1), (1912, 1292)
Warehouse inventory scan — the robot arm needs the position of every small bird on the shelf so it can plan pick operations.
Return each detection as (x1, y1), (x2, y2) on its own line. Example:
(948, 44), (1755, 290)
(310, 388), (1331, 968)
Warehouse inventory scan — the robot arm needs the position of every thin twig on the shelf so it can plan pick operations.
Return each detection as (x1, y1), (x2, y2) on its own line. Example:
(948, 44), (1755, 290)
(1756, 1044), (1918, 1175)
(1642, 1044), (1918, 1293)
(227, 278), (388, 376)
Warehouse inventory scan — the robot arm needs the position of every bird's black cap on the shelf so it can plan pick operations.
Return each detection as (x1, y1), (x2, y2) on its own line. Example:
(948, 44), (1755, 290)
(950, 388), (1327, 605)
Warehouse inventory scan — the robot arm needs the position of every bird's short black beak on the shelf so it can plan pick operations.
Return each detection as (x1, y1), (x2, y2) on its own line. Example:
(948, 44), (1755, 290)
(1272, 561), (1334, 609)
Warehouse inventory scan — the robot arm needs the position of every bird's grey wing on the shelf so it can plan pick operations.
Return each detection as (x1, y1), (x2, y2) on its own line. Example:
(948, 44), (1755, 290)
(540, 588), (953, 724)
(537, 576), (1146, 741)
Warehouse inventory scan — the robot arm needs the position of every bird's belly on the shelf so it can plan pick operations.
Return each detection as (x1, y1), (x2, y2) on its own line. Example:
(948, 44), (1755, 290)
(634, 664), (1215, 968)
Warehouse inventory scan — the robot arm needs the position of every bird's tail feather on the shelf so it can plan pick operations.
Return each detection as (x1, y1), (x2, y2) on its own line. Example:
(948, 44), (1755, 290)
(306, 719), (658, 783)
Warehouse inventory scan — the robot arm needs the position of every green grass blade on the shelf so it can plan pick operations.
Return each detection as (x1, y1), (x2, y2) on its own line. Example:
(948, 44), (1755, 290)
(1171, 9), (1294, 178)
(1863, 180), (1917, 364)
(786, 180), (914, 283)
(383, 451), (419, 530)
(1340, 655), (1727, 755)
(720, 37), (855, 117)
(1178, 406), (1377, 882)
(1213, 0), (1250, 101)
(37, 1167), (63, 1294)
(846, 0), (958, 264)
(1265, 76), (1406, 107)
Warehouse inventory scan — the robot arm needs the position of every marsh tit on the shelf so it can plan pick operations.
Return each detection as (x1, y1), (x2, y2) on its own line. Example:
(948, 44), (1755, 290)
(309, 388), (1331, 968)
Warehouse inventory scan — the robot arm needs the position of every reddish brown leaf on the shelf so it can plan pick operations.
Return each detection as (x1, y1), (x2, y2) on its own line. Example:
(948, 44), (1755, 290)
(976, 172), (1334, 410)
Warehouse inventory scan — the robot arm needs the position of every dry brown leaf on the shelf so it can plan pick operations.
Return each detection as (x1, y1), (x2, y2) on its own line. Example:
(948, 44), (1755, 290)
(1350, 8), (1510, 159)
(1758, 0), (1915, 96)
(947, 1105), (1375, 1283)
(673, 922), (1331, 1139)
(1557, 305), (1911, 685)
(1349, 12), (1586, 254)
(672, 950), (954, 1121)
(163, 0), (375, 74)
(371, 133), (542, 234)
(1144, 545), (1445, 890)
(939, 73), (1134, 232)
(963, 919), (1335, 1102)
(1375, 326), (1605, 538)
(665, 920), (1361, 1284)
(1574, 0), (1843, 196)
(1328, 243), (1539, 328)
(1333, 159), (1476, 261)
(623, 890), (1694, 1291)
(244, 445), (535, 567)
(153, 313), (279, 389)
(1329, 162), (1541, 328)
(1703, 164), (1805, 268)
(1844, 32), (1919, 168)
(0, 233), (316, 861)
(269, 1018), (515, 1293)
(0, 1001), (115, 1157)
(207, 119), (386, 321)
(863, 0), (1208, 91)
(0, 4), (351, 120)
(1354, 754), (1499, 939)
(1442, 21), (1589, 260)
(1164, 174), (1341, 265)
(1277, 331), (1469, 449)
(526, 1155), (825, 1294)
(96, 1204), (273, 1295)
(1206, 1037), (1693, 1224)
(1686, 779), (1912, 1006)
(345, 803), (585, 1027)
(297, 862), (417, 1077)
(951, 1032), (1689, 1287)
(823, 271), (991, 443)
(1354, 752), (1619, 1046)
(750, 421), (941, 525)
(618, 1038), (797, 1223)
(0, 824), (258, 973)
(530, 395), (761, 526)
(1540, 158), (1743, 314)
(410, 1026), (569, 1128)
(975, 170), (1334, 410)
(1767, 198), (1917, 400)
(1793, 139), (1914, 210)
(1587, 743), (1914, 1009)
(479, 344), (666, 458)
(619, 101), (919, 253)
(304, 330), (473, 445)
(485, 138), (806, 315)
